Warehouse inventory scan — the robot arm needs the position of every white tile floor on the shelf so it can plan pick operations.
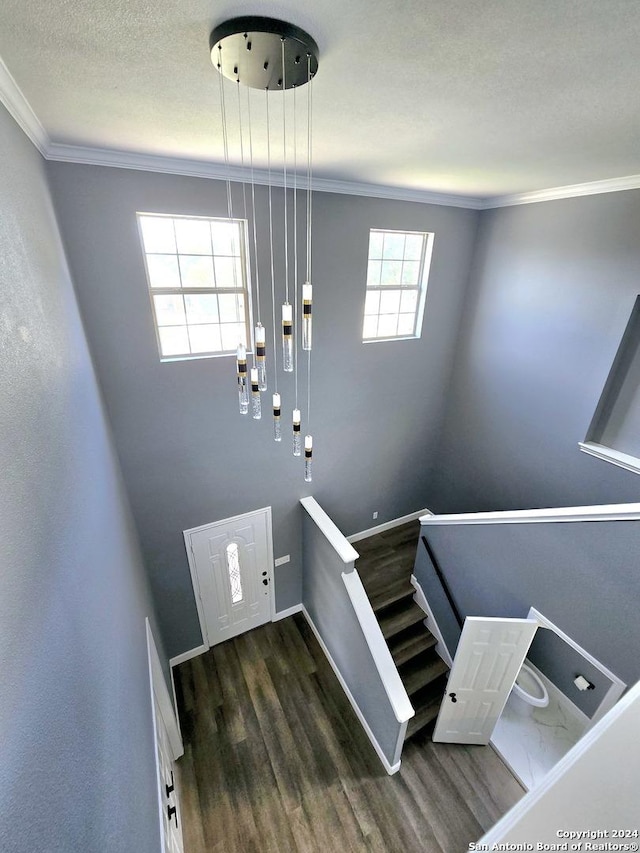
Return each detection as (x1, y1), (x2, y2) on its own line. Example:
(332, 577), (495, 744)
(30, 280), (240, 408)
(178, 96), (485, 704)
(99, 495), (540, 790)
(491, 690), (586, 790)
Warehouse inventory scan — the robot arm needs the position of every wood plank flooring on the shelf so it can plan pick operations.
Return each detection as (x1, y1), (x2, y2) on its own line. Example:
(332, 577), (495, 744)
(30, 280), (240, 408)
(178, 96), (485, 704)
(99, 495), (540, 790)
(354, 520), (422, 600)
(174, 611), (524, 853)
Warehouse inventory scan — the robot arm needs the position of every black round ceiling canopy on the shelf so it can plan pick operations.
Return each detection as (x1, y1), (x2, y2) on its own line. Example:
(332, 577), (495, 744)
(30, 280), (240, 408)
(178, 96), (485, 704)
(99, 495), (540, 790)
(210, 16), (319, 90)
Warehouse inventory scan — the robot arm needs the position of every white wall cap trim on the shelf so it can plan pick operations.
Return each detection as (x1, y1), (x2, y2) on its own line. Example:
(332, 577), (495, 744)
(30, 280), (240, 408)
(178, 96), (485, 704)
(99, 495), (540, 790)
(347, 507), (432, 543)
(301, 606), (401, 775)
(0, 55), (48, 155)
(483, 174), (640, 209)
(342, 570), (415, 725)
(300, 496), (359, 564)
(579, 441), (640, 476)
(420, 502), (640, 526)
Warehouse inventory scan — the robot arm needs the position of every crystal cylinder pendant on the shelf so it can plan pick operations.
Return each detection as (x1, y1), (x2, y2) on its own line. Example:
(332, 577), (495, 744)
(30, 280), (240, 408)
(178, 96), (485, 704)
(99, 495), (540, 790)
(293, 408), (301, 456)
(236, 343), (249, 415)
(255, 323), (267, 391)
(302, 282), (312, 351)
(251, 367), (261, 420)
(273, 392), (282, 442)
(304, 434), (313, 483)
(282, 302), (294, 372)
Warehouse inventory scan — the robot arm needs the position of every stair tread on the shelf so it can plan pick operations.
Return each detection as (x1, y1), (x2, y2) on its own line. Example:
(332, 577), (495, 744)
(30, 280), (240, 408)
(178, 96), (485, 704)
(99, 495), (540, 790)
(400, 655), (449, 696)
(406, 694), (443, 739)
(378, 602), (426, 640)
(370, 582), (415, 614)
(389, 629), (437, 667)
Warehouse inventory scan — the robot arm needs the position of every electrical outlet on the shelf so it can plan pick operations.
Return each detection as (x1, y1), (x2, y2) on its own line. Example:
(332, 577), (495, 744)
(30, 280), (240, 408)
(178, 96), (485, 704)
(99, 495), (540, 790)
(274, 554), (290, 567)
(373, 511), (378, 520)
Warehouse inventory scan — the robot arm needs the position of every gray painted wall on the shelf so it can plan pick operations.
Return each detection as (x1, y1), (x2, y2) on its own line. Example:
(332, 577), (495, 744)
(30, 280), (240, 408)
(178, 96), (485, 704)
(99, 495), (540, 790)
(47, 161), (479, 657)
(426, 191), (640, 705)
(433, 191), (640, 512)
(418, 520), (640, 716)
(301, 510), (402, 765)
(0, 105), (161, 853)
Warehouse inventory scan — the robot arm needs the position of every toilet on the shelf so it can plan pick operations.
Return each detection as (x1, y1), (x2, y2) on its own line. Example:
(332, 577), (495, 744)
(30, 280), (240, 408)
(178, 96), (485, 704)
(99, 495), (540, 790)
(510, 663), (549, 714)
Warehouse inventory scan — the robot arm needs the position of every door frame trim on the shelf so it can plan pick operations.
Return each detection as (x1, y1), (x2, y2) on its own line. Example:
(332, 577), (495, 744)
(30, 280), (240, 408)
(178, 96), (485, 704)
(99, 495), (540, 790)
(183, 506), (276, 648)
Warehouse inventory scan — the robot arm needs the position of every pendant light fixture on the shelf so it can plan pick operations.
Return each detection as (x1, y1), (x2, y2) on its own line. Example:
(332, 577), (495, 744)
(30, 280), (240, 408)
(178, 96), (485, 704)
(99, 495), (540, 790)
(211, 16), (319, 479)
(250, 368), (261, 419)
(236, 342), (249, 415)
(292, 408), (301, 457)
(272, 393), (282, 442)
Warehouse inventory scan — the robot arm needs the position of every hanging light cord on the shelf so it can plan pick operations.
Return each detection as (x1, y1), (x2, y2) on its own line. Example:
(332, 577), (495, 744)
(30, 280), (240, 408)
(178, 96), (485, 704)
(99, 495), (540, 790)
(281, 39), (289, 306)
(219, 48), (246, 355)
(245, 87), (261, 326)
(306, 55), (313, 284)
(266, 87), (278, 393)
(217, 48), (233, 223)
(293, 83), (299, 410)
(236, 81), (249, 235)
(232, 75), (248, 346)
(306, 55), (314, 427)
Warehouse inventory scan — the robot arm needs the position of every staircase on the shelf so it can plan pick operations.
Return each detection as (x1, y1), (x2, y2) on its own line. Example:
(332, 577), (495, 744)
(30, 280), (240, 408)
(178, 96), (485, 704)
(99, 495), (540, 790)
(370, 580), (449, 740)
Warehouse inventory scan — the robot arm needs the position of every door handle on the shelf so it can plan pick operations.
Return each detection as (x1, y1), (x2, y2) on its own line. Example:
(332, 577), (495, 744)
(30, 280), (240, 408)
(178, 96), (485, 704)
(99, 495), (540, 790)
(165, 771), (174, 799)
(262, 578), (269, 585)
(167, 804), (178, 828)
(449, 692), (457, 703)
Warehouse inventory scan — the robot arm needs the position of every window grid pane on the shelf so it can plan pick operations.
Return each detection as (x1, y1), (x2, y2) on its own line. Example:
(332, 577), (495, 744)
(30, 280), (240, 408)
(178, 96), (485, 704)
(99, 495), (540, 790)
(139, 214), (250, 359)
(363, 229), (431, 342)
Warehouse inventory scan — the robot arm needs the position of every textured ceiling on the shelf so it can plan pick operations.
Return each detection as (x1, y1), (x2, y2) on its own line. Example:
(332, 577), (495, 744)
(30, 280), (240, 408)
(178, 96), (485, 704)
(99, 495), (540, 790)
(1, 0), (640, 197)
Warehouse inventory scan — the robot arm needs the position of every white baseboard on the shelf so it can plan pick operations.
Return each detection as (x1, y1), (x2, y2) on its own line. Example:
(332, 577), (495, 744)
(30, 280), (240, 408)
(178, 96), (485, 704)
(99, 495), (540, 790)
(410, 574), (454, 668)
(169, 643), (208, 669)
(347, 508), (432, 543)
(301, 606), (401, 775)
(272, 603), (303, 622)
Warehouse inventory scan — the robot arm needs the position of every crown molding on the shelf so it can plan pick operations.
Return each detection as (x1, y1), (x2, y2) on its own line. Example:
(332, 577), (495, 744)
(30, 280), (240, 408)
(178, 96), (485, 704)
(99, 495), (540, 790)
(45, 141), (485, 209)
(483, 174), (640, 209)
(0, 55), (48, 155)
(3, 53), (640, 211)
(44, 141), (640, 211)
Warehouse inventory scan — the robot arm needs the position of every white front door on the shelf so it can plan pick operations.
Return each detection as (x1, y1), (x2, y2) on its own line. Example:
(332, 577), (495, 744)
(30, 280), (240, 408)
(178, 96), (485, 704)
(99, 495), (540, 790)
(185, 507), (273, 647)
(154, 693), (184, 853)
(433, 616), (538, 745)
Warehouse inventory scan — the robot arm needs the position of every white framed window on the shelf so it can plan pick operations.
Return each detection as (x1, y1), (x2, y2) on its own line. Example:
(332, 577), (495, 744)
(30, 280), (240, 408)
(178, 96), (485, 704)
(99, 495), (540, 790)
(362, 228), (434, 342)
(137, 213), (251, 360)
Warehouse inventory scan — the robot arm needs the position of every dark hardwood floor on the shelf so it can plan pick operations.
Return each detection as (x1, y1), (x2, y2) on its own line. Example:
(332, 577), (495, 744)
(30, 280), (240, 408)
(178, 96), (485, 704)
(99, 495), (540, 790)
(174, 607), (523, 852)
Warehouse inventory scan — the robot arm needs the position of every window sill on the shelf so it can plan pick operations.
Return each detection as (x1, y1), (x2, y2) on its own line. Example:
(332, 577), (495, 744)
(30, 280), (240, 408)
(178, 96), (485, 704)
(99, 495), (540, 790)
(578, 441), (640, 476)
(362, 335), (420, 344)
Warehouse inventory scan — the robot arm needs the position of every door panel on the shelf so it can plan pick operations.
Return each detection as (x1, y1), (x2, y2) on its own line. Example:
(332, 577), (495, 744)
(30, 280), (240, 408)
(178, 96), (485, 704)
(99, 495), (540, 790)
(433, 616), (538, 745)
(154, 694), (184, 853)
(188, 509), (272, 647)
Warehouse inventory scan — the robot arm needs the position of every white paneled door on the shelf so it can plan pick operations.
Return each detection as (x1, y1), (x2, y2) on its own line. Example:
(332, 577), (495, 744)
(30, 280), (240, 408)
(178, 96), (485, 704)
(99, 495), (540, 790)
(154, 694), (184, 853)
(433, 616), (538, 745)
(185, 508), (273, 647)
